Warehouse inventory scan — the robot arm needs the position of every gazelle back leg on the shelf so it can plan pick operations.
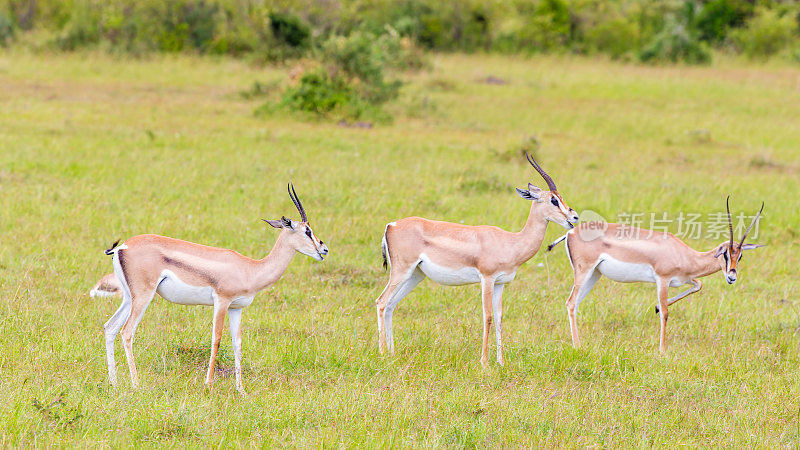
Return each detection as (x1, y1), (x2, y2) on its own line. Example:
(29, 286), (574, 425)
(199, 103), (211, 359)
(227, 307), (245, 395)
(206, 298), (232, 388)
(565, 266), (601, 348)
(491, 283), (505, 365)
(377, 266), (425, 354)
(103, 294), (131, 387)
(479, 276), (497, 366)
(119, 284), (157, 389)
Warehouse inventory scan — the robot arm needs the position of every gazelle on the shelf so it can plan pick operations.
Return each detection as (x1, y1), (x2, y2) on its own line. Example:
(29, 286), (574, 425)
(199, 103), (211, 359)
(103, 184), (328, 395)
(548, 196), (764, 353)
(90, 273), (122, 298)
(376, 154), (579, 366)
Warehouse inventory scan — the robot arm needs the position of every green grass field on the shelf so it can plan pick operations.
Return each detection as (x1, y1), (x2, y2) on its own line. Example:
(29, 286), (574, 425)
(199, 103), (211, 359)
(1, 50), (799, 446)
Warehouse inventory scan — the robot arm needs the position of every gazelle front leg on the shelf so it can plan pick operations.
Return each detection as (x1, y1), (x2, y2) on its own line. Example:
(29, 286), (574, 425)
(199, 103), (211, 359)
(491, 283), (505, 365)
(227, 307), (245, 396)
(656, 279), (702, 314)
(206, 299), (230, 389)
(656, 279), (670, 353)
(480, 275), (496, 367)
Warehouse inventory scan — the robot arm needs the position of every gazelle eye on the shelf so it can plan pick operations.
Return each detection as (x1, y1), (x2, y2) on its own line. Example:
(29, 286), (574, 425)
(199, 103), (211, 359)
(304, 228), (313, 238)
(551, 197), (559, 207)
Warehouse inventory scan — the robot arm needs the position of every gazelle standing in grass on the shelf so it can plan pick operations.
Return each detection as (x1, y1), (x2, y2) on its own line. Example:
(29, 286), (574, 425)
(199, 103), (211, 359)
(376, 154), (580, 366)
(548, 196), (764, 353)
(103, 183), (328, 395)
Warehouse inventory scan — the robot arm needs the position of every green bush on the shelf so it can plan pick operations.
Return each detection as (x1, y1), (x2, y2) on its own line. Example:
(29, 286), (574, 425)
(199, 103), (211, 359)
(639, 15), (710, 64)
(268, 12), (309, 49)
(281, 70), (362, 117)
(320, 30), (403, 103)
(53, 4), (101, 51)
(693, 0), (753, 43)
(584, 17), (639, 59)
(730, 7), (797, 58)
(279, 29), (414, 121)
(0, 11), (13, 45)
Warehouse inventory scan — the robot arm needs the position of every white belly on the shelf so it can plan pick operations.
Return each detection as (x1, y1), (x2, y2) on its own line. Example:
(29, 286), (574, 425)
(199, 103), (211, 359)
(418, 253), (481, 286)
(596, 254), (656, 283)
(156, 270), (216, 306)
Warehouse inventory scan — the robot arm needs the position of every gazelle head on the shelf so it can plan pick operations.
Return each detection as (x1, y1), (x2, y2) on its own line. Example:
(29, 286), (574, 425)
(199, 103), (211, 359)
(714, 196), (765, 284)
(516, 153), (579, 229)
(263, 183), (329, 261)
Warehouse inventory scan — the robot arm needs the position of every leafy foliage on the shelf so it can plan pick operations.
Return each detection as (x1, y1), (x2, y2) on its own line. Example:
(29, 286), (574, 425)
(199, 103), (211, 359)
(2, 0), (800, 64)
(730, 7), (798, 58)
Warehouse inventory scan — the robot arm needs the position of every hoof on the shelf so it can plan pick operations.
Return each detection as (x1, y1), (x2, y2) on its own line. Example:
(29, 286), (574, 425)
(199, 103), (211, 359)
(655, 306), (660, 314)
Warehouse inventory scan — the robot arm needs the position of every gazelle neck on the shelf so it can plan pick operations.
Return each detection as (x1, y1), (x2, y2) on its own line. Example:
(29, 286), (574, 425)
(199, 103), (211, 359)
(692, 248), (723, 279)
(253, 232), (296, 290)
(510, 203), (550, 263)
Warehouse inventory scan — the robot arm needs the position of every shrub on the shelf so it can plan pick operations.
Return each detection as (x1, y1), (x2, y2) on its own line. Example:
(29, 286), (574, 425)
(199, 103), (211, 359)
(585, 17), (639, 59)
(510, 0), (572, 52)
(0, 11), (13, 45)
(730, 7), (797, 58)
(639, 15), (710, 64)
(279, 29), (413, 121)
(320, 30), (403, 103)
(693, 0), (753, 43)
(53, 4), (101, 51)
(280, 70), (362, 117)
(268, 12), (309, 49)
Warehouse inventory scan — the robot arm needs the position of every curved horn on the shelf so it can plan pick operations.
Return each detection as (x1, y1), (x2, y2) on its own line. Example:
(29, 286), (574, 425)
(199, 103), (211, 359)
(726, 195), (734, 250)
(526, 152), (557, 191)
(287, 182), (307, 222)
(739, 201), (764, 246)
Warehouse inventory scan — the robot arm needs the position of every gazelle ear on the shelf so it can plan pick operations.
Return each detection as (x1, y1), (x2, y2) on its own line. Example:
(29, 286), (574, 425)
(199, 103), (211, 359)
(714, 244), (727, 258)
(516, 187), (542, 201)
(527, 183), (543, 193)
(281, 216), (295, 230)
(741, 243), (765, 251)
(262, 219), (284, 229)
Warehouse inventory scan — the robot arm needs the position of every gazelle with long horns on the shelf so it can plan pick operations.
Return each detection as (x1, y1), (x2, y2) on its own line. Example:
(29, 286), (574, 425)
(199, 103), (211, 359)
(103, 184), (328, 395)
(376, 154), (579, 366)
(548, 196), (764, 353)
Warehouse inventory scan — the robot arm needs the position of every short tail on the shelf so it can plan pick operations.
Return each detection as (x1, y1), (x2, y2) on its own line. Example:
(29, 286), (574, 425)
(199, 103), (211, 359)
(104, 239), (122, 255)
(547, 234), (567, 252)
(380, 226), (390, 271)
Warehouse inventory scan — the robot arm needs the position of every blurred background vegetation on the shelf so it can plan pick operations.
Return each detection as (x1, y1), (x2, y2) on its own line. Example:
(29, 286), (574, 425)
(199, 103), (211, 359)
(3, 0), (800, 62)
(2, 0), (799, 119)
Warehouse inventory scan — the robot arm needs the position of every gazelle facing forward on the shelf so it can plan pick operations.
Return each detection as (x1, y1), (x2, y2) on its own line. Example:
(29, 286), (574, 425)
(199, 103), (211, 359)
(103, 184), (328, 395)
(376, 154), (579, 366)
(549, 197), (764, 353)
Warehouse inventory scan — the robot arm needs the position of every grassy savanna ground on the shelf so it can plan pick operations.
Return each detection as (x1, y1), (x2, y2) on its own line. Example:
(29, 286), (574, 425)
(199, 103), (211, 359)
(0, 50), (799, 446)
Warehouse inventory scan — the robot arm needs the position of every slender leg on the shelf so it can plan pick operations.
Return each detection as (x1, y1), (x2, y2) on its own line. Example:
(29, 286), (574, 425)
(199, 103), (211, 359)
(205, 300), (229, 388)
(383, 268), (424, 354)
(376, 272), (406, 355)
(565, 267), (601, 348)
(657, 279), (670, 353)
(656, 279), (702, 313)
(491, 283), (505, 365)
(376, 264), (415, 354)
(119, 288), (156, 389)
(480, 276), (495, 367)
(103, 295), (131, 386)
(227, 307), (245, 396)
